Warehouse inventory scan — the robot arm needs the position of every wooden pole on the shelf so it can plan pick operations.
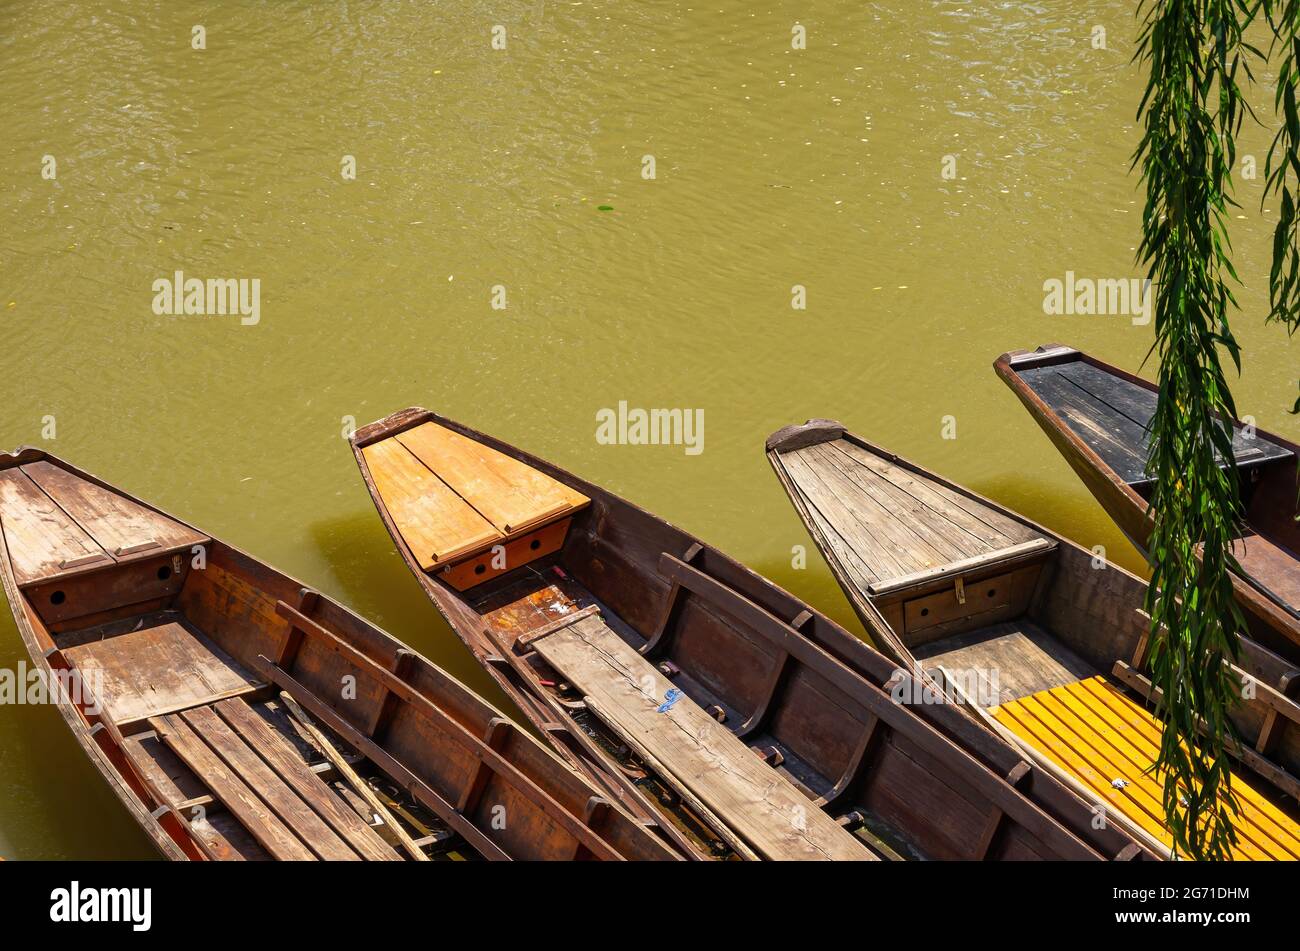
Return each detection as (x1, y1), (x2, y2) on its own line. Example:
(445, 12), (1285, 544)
(279, 691), (429, 861)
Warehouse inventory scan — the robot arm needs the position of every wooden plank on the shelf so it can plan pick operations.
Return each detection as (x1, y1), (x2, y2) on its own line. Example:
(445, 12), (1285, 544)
(812, 442), (987, 565)
(260, 662), (512, 861)
(151, 713), (317, 861)
(187, 812), (272, 861)
(395, 421), (589, 535)
(178, 706), (361, 862)
(918, 620), (1093, 705)
(582, 694), (764, 862)
(22, 460), (206, 557)
(119, 730), (208, 809)
(652, 550), (1103, 859)
(1059, 682), (1298, 859)
(1018, 367), (1153, 484)
(778, 448), (909, 583)
(0, 467), (111, 584)
(529, 613), (873, 861)
(1059, 360), (1292, 468)
(62, 619), (260, 728)
(213, 698), (399, 861)
(361, 436), (501, 569)
(868, 539), (1054, 597)
(180, 705), (361, 860)
(831, 440), (1039, 552)
(1110, 661), (1300, 802)
(941, 665), (1165, 858)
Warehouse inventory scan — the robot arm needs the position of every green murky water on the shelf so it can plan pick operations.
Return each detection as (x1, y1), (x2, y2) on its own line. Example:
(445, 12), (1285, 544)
(1, 2), (1296, 858)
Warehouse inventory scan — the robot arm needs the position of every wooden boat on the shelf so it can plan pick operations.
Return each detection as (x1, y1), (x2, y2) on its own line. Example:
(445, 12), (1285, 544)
(995, 344), (1300, 661)
(351, 407), (1158, 860)
(767, 418), (1300, 859)
(0, 448), (675, 861)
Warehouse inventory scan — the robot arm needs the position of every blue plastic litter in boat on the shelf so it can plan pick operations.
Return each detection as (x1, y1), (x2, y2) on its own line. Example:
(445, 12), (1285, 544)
(657, 688), (682, 713)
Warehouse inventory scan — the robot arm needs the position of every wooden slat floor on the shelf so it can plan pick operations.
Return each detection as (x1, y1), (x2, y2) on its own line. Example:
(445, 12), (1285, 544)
(916, 620), (1095, 706)
(134, 697), (401, 861)
(993, 676), (1300, 860)
(779, 437), (1040, 589)
(63, 618), (261, 730)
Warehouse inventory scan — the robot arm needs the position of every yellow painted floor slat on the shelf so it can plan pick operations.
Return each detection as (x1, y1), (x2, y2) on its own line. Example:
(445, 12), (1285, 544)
(993, 676), (1300, 861)
(1072, 679), (1300, 857)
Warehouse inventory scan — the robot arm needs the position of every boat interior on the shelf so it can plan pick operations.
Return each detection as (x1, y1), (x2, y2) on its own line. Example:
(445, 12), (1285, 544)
(357, 413), (1144, 861)
(767, 421), (1300, 860)
(1008, 347), (1300, 621)
(0, 452), (667, 862)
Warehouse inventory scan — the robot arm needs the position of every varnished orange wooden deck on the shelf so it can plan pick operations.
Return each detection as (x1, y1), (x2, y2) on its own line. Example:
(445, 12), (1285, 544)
(992, 676), (1300, 860)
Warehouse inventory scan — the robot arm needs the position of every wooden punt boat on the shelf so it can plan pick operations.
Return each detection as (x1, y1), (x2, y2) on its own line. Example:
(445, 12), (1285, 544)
(0, 448), (675, 861)
(766, 418), (1300, 859)
(351, 407), (1158, 860)
(995, 344), (1300, 661)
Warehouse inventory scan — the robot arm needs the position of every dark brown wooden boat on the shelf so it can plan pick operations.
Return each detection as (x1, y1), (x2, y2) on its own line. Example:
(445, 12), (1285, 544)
(350, 406), (1158, 860)
(995, 344), (1300, 661)
(0, 448), (674, 861)
(766, 418), (1300, 860)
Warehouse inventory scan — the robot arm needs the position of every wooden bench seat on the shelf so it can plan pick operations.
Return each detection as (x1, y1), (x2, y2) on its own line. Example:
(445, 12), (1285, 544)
(136, 698), (400, 861)
(361, 421), (589, 587)
(993, 677), (1300, 861)
(62, 618), (262, 731)
(525, 609), (874, 861)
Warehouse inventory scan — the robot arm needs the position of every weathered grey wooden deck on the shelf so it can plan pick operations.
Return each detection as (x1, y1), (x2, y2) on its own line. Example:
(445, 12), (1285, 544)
(777, 437), (1042, 592)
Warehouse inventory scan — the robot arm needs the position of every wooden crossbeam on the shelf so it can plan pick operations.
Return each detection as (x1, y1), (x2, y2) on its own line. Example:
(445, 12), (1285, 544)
(974, 761), (1032, 860)
(816, 713), (881, 808)
(573, 796), (613, 860)
(363, 649), (416, 739)
(456, 718), (513, 814)
(737, 653), (790, 739)
(273, 587), (320, 669)
(641, 542), (704, 657)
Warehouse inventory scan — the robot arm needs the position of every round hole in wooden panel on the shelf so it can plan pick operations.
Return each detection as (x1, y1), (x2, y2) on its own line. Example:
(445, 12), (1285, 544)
(157, 565), (172, 581)
(920, 607), (929, 617)
(529, 539), (541, 551)
(987, 588), (996, 598)
(50, 590), (66, 605)
(474, 563), (487, 575)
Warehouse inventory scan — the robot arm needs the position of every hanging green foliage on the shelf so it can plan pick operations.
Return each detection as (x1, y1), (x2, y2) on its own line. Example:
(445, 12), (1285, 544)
(1134, 0), (1300, 859)
(1133, 0), (1250, 860)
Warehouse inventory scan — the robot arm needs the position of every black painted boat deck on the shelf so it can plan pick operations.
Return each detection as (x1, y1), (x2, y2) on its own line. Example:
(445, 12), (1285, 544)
(1015, 358), (1293, 487)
